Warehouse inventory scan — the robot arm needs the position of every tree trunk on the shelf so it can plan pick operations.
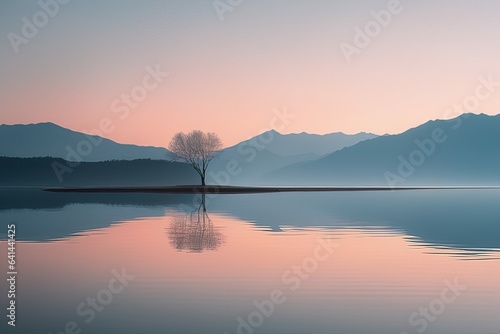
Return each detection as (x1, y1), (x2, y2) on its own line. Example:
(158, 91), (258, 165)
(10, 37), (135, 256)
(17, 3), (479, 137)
(201, 175), (206, 186)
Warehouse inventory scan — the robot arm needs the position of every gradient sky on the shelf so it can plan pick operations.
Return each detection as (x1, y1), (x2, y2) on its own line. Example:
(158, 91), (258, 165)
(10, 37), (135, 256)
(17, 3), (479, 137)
(2, 0), (500, 147)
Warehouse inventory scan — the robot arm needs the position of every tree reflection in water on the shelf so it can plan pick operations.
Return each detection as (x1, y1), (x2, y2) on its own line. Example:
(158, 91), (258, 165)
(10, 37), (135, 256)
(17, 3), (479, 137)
(168, 194), (224, 252)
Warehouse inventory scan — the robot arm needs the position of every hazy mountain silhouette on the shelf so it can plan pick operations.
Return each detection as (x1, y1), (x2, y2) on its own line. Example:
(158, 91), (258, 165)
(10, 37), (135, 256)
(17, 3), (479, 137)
(266, 113), (500, 185)
(0, 122), (170, 161)
(259, 129), (377, 156)
(210, 130), (377, 184)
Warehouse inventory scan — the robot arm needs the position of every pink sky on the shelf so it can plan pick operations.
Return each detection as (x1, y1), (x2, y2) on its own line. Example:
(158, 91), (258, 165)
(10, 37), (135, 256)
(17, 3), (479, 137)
(2, 1), (500, 147)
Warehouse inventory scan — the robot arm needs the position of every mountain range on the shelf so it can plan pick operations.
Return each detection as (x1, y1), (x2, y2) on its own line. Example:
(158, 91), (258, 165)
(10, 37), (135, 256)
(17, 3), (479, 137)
(210, 130), (376, 184)
(265, 113), (500, 186)
(0, 122), (377, 185)
(1, 113), (499, 186)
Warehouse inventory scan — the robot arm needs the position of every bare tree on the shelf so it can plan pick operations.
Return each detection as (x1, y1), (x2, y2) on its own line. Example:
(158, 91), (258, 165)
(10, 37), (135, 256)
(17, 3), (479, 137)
(168, 130), (223, 186)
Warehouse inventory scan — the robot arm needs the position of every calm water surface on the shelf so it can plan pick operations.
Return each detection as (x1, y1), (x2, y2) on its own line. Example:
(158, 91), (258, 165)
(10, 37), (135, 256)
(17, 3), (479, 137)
(1, 188), (499, 334)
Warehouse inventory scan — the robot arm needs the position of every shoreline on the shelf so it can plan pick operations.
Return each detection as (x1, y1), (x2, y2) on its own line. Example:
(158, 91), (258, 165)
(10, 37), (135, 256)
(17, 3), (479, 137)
(42, 185), (500, 194)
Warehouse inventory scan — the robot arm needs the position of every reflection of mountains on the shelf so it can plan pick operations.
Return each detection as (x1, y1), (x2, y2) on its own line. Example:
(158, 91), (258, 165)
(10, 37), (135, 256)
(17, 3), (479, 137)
(2, 188), (500, 258)
(208, 191), (500, 258)
(168, 197), (224, 252)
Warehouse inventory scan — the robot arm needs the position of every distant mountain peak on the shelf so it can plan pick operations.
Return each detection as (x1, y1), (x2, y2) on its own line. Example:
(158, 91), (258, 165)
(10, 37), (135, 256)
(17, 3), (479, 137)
(0, 122), (170, 161)
(261, 129), (281, 136)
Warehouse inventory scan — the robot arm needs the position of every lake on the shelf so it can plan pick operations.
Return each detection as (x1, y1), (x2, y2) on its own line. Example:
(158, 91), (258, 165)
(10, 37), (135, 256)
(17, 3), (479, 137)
(1, 187), (499, 334)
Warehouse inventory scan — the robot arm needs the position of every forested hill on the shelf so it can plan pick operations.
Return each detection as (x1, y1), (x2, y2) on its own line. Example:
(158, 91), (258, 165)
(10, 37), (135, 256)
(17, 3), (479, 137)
(0, 157), (198, 186)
